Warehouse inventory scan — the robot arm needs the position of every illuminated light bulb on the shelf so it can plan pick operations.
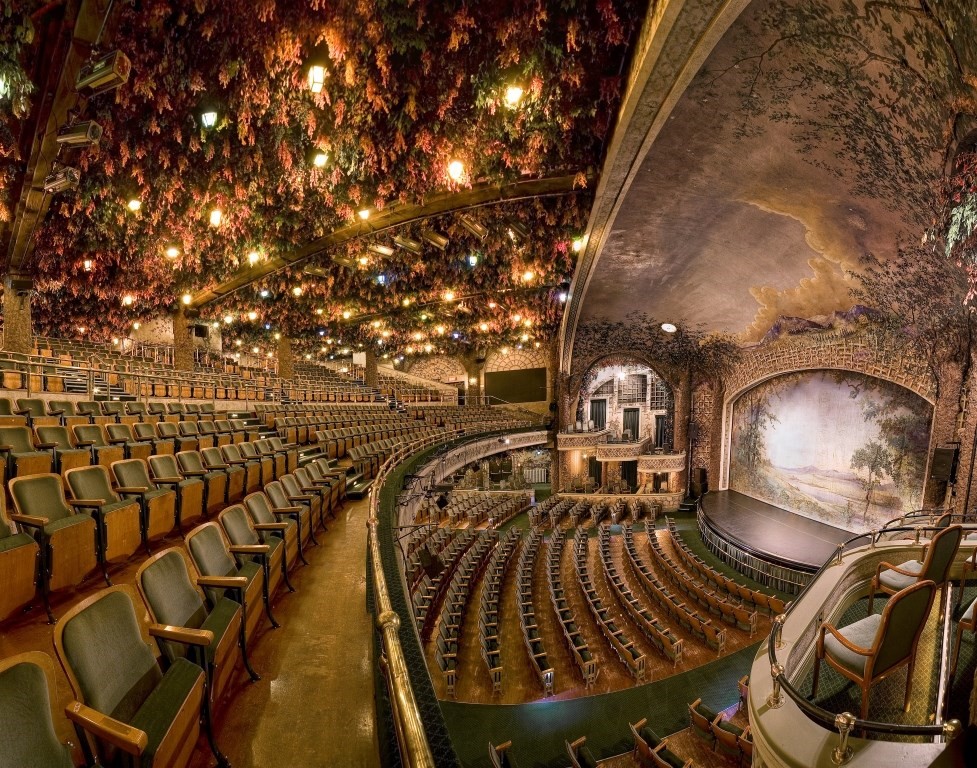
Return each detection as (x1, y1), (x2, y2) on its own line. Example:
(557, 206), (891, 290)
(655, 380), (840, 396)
(248, 251), (261, 266)
(259, 289), (269, 298)
(617, 371), (626, 380)
(524, 319), (532, 327)
(572, 236), (586, 252)
(165, 246), (179, 259)
(488, 300), (497, 309)
(82, 259), (93, 271)
(358, 256), (369, 266)
(312, 151), (328, 167)
(381, 330), (391, 338)
(77, 326), (86, 334)
(443, 290), (455, 302)
(122, 295), (134, 307)
(305, 354), (312, 360)
(209, 208), (222, 226)
(358, 209), (370, 220)
(274, 332), (281, 340)
(133, 322), (141, 330)
(181, 293), (192, 305)
(342, 310), (351, 319)
(435, 325), (445, 335)
(252, 346), (260, 354)
(469, 377), (477, 385)
(315, 308), (323, 315)
(224, 315), (233, 324)
(266, 351), (273, 358)
(424, 344), (433, 353)
(405, 346), (414, 354)
(501, 347), (509, 355)
(413, 332), (423, 341)
(420, 313), (428, 321)
(112, 337), (119, 345)
(468, 254), (478, 267)
(513, 313), (521, 322)
(321, 346), (327, 352)
(247, 311), (258, 321)
(127, 198), (141, 212)
(447, 160), (464, 181)
(371, 320), (381, 328)
(558, 291), (568, 302)
(521, 334), (529, 342)
(504, 84), (524, 107)
(522, 270), (534, 282)
(534, 341), (540, 348)
(402, 298), (411, 307)
(479, 323), (489, 332)
(200, 111), (218, 128)
(661, 322), (678, 333)
(292, 286), (303, 297)
(382, 353), (389, 359)
(308, 64), (326, 93)
(234, 339), (242, 346)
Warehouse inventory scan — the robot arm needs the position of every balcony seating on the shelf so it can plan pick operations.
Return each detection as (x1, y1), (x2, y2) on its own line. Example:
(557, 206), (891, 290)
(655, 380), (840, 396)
(148, 454), (206, 531)
(48, 400), (90, 428)
(628, 719), (693, 768)
(185, 521), (278, 640)
(202, 446), (245, 503)
(565, 736), (600, 768)
(198, 419), (223, 447)
(295, 465), (338, 520)
(0, 425), (52, 481)
(8, 474), (98, 620)
(111, 458), (179, 546)
(159, 421), (196, 452)
(244, 489), (306, 567)
(280, 473), (325, 533)
(254, 438), (286, 480)
(64, 465), (145, 563)
(488, 740), (519, 768)
(33, 424), (91, 475)
(136, 547), (259, 708)
(219, 503), (294, 596)
(72, 423), (125, 469)
(868, 524), (963, 612)
(54, 585), (224, 768)
(222, 442), (262, 494)
(266, 480), (319, 546)
(813, 579), (937, 719)
(306, 456), (348, 502)
(0, 651), (75, 767)
(81, 400), (117, 425)
(105, 421), (154, 461)
(239, 440), (274, 484)
(178, 451), (229, 517)
(0, 498), (41, 622)
(133, 421), (176, 455)
(179, 420), (214, 450)
(16, 398), (60, 428)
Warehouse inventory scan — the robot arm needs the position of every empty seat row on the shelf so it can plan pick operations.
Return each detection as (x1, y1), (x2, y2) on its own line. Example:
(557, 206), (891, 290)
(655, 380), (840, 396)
(516, 529), (554, 696)
(548, 528), (599, 688)
(479, 528), (521, 694)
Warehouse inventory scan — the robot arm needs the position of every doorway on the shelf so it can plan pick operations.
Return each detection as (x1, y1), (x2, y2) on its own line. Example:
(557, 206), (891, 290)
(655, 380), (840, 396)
(623, 408), (639, 441)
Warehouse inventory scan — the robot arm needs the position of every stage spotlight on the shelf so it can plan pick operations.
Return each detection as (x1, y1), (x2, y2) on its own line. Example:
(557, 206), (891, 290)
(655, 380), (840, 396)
(56, 120), (102, 148)
(459, 214), (488, 240)
(369, 243), (395, 257)
(43, 166), (80, 193)
(75, 50), (131, 95)
(393, 235), (423, 254)
(420, 228), (449, 250)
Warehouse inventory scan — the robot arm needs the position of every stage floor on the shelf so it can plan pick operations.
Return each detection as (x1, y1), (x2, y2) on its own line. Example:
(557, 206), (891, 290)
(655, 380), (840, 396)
(700, 491), (853, 570)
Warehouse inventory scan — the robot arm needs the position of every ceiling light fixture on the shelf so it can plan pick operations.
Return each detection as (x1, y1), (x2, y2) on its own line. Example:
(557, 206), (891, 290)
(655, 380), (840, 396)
(558, 291), (568, 302)
(368, 243), (394, 257)
(209, 208), (222, 227)
(572, 235), (586, 252)
(661, 322), (678, 333)
(122, 295), (134, 306)
(248, 251), (261, 266)
(447, 159), (465, 182)
(402, 298), (412, 307)
(358, 209), (371, 220)
(224, 315), (234, 324)
(248, 311), (258, 321)
(312, 150), (328, 167)
(522, 270), (534, 282)
(308, 64), (326, 93)
(132, 322), (141, 330)
(479, 323), (489, 332)
(342, 310), (352, 319)
(200, 110), (218, 128)
(467, 254), (478, 267)
(260, 289), (269, 298)
(292, 286), (303, 297)
(181, 293), (192, 305)
(504, 84), (524, 107)
(443, 290), (455, 302)
(165, 246), (179, 259)
(488, 300), (497, 308)
(82, 259), (93, 271)
(459, 214), (488, 240)
(127, 197), (142, 212)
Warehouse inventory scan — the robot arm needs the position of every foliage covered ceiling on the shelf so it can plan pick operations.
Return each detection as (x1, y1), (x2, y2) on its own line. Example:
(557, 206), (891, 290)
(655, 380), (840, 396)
(577, 0), (977, 348)
(1, 0), (645, 356)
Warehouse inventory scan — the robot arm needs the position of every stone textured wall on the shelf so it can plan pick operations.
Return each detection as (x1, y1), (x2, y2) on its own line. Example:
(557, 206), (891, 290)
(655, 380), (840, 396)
(1, 285), (31, 354)
(690, 379), (715, 479)
(277, 336), (294, 379)
(485, 346), (548, 372)
(130, 316), (173, 345)
(172, 311), (193, 371)
(405, 355), (467, 382)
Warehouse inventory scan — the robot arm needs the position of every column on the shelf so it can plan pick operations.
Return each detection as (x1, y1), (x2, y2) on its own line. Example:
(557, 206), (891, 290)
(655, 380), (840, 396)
(364, 348), (378, 389)
(2, 278), (32, 354)
(672, 368), (692, 496)
(172, 309), (193, 372)
(462, 357), (484, 406)
(278, 336), (294, 380)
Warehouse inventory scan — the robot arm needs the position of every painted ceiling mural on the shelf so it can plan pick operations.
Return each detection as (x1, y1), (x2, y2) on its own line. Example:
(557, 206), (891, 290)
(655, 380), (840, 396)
(577, 0), (977, 345)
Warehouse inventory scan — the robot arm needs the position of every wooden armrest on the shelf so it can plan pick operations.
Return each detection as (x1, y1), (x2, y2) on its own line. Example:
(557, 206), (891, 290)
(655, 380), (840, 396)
(877, 561), (922, 578)
(182, 469), (208, 476)
(9, 512), (48, 527)
(208, 463), (230, 470)
(230, 544), (270, 554)
(69, 499), (106, 507)
(0, 445), (11, 453)
(149, 623), (214, 646)
(13, 409), (29, 416)
(494, 740), (512, 752)
(288, 494), (313, 503)
(66, 701), (148, 755)
(570, 737), (587, 749)
(48, 408), (65, 416)
(116, 486), (149, 494)
(273, 505), (303, 514)
(632, 717), (648, 730)
(153, 477), (184, 484)
(227, 458), (248, 464)
(74, 440), (96, 447)
(197, 575), (248, 589)
(108, 437), (128, 444)
(253, 522), (288, 531)
(34, 442), (57, 450)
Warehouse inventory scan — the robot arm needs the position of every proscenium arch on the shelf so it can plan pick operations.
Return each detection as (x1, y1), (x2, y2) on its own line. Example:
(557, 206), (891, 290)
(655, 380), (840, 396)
(718, 364), (938, 494)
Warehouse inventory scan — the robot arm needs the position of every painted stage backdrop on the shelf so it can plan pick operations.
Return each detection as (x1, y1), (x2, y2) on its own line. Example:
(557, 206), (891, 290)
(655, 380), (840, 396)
(729, 371), (932, 533)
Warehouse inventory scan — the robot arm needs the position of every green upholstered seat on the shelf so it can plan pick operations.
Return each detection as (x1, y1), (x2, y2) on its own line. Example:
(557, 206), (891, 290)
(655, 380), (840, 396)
(34, 425), (91, 473)
(178, 451), (228, 516)
(187, 524), (261, 606)
(72, 424), (124, 467)
(576, 746), (598, 768)
(147, 454), (206, 529)
(220, 503), (292, 594)
(0, 425), (52, 477)
(65, 465), (137, 517)
(16, 398), (48, 418)
(0, 397), (16, 416)
(823, 613), (881, 675)
(201, 447), (244, 500)
(870, 525), (963, 612)
(0, 653), (74, 768)
(55, 587), (213, 768)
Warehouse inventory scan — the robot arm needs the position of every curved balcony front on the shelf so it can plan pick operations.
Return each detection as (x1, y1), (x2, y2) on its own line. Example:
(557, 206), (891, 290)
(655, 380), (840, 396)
(556, 429), (610, 451)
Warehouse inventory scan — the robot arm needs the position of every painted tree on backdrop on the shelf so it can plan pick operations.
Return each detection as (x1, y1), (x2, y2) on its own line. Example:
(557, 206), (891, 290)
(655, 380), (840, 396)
(851, 441), (895, 522)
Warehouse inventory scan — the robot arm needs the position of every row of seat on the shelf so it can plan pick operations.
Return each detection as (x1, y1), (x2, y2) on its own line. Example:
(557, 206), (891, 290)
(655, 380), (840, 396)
(666, 519), (788, 616)
(435, 531), (497, 697)
(439, 492), (529, 527)
(479, 528), (521, 694)
(622, 524), (727, 655)
(689, 697), (753, 767)
(573, 529), (646, 682)
(411, 530), (477, 623)
(648, 531), (758, 636)
(596, 525), (684, 667)
(517, 529), (555, 695)
(548, 528), (599, 688)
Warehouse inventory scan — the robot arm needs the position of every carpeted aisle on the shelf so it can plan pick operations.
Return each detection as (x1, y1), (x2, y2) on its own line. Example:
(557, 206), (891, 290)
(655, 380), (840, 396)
(440, 640), (761, 768)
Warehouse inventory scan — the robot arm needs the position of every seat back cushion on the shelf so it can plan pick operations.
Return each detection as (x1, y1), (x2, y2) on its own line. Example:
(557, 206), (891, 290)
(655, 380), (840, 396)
(11, 475), (71, 524)
(74, 425), (106, 446)
(0, 426), (35, 452)
(140, 551), (208, 661)
(0, 659), (73, 767)
(220, 505), (259, 546)
(114, 459), (152, 489)
(67, 467), (115, 503)
(149, 454), (180, 478)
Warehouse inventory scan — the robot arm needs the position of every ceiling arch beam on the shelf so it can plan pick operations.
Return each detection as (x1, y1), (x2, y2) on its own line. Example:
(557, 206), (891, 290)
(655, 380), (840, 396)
(189, 173), (586, 310)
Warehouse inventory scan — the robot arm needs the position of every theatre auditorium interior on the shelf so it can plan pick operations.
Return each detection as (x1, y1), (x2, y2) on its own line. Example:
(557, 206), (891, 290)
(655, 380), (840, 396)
(9, 2), (977, 768)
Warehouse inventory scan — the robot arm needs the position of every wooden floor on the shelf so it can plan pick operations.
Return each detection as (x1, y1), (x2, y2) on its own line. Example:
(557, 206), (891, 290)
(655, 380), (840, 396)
(425, 524), (771, 704)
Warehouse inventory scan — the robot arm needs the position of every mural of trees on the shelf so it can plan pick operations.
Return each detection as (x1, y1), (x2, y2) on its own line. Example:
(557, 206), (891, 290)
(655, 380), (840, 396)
(851, 440), (895, 523)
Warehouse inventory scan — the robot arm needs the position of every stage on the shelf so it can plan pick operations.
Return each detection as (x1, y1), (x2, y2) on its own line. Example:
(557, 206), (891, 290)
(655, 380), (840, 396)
(699, 491), (853, 571)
